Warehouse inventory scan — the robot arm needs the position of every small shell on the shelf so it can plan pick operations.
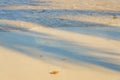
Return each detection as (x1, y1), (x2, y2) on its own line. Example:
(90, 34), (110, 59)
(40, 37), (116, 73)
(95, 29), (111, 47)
(49, 70), (59, 75)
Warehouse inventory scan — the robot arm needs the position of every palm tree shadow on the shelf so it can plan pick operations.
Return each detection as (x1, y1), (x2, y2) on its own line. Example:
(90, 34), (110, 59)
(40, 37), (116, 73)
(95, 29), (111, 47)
(0, 0), (51, 6)
(0, 8), (120, 72)
(0, 25), (120, 72)
(0, 9), (120, 40)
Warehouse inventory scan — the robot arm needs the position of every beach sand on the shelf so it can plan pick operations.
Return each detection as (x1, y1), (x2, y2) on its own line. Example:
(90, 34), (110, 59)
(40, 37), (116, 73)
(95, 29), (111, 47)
(0, 0), (120, 80)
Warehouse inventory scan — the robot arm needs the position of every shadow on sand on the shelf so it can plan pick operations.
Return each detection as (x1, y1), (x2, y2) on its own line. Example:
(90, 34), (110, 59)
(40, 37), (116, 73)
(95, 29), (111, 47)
(0, 7), (120, 72)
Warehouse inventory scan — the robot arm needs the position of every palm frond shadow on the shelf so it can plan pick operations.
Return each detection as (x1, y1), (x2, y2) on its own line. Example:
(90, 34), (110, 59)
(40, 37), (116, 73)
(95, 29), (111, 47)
(0, 8), (120, 72)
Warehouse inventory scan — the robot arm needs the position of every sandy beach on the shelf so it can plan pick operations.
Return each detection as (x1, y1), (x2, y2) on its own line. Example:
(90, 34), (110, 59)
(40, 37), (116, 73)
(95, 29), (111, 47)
(0, 0), (120, 80)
